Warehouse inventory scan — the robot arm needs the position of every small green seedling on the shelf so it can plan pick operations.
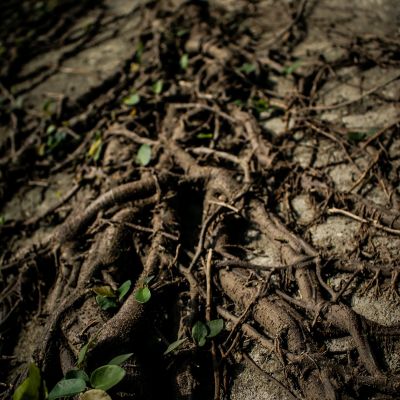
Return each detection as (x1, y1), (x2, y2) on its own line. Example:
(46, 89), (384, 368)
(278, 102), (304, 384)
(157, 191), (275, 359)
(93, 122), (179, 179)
(87, 131), (103, 162)
(48, 352), (133, 399)
(12, 363), (45, 400)
(152, 79), (163, 95)
(196, 133), (213, 139)
(239, 63), (256, 74)
(134, 276), (154, 304)
(164, 338), (188, 355)
(94, 280), (131, 311)
(252, 98), (270, 114)
(136, 144), (151, 166)
(180, 53), (189, 70)
(122, 93), (140, 106)
(283, 60), (302, 76)
(164, 319), (224, 355)
(192, 319), (224, 347)
(347, 129), (376, 143)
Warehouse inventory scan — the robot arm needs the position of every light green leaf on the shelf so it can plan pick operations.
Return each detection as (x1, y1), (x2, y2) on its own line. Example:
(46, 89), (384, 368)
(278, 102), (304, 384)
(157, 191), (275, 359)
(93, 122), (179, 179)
(96, 295), (118, 310)
(164, 338), (187, 355)
(79, 389), (112, 400)
(46, 125), (57, 135)
(117, 280), (131, 301)
(283, 60), (302, 75)
(90, 365), (126, 391)
(196, 133), (213, 139)
(239, 63), (256, 74)
(88, 137), (103, 161)
(64, 370), (89, 383)
(48, 378), (86, 400)
(152, 80), (163, 95)
(143, 275), (155, 285)
(108, 353), (133, 366)
(77, 342), (89, 366)
(192, 321), (208, 347)
(123, 94), (140, 106)
(232, 99), (244, 107)
(136, 144), (151, 166)
(176, 29), (188, 37)
(92, 286), (115, 298)
(206, 319), (224, 338)
(180, 54), (189, 70)
(252, 98), (270, 113)
(12, 363), (42, 400)
(135, 287), (151, 303)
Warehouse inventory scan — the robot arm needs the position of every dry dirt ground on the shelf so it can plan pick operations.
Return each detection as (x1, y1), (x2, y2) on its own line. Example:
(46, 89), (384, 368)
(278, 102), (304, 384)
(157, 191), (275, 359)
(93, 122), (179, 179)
(1, 0), (400, 399)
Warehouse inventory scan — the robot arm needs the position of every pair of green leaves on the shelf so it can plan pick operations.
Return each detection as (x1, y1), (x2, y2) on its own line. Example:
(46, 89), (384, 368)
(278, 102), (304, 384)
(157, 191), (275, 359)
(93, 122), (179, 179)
(164, 319), (224, 355)
(94, 280), (131, 311)
(192, 319), (224, 346)
(48, 353), (133, 399)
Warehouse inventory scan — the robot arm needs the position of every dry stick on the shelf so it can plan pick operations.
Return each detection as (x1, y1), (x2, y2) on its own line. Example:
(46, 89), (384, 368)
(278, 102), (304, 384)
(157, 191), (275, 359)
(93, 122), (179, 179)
(221, 271), (273, 360)
(191, 147), (250, 182)
(305, 120), (360, 172)
(349, 150), (381, 192)
(105, 125), (158, 146)
(216, 255), (316, 271)
(328, 207), (400, 236)
(172, 102), (236, 124)
(25, 183), (81, 226)
(100, 218), (179, 241)
(188, 208), (221, 271)
(242, 352), (300, 400)
(55, 172), (170, 242)
(361, 118), (400, 149)
(260, 0), (308, 48)
(308, 73), (400, 111)
(205, 250), (221, 400)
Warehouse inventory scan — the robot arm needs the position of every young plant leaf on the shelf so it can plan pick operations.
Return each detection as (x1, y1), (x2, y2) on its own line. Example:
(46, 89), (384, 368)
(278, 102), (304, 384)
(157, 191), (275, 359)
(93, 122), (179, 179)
(123, 93), (140, 106)
(152, 79), (163, 95)
(108, 353), (133, 366)
(252, 98), (270, 113)
(92, 286), (115, 298)
(192, 321), (208, 347)
(80, 389), (112, 400)
(90, 365), (126, 391)
(143, 275), (155, 285)
(283, 60), (302, 75)
(64, 369), (89, 382)
(180, 54), (189, 70)
(117, 280), (131, 301)
(135, 287), (151, 304)
(88, 137), (103, 161)
(96, 295), (118, 310)
(136, 144), (151, 166)
(164, 338), (187, 355)
(77, 342), (89, 366)
(206, 319), (224, 338)
(12, 363), (42, 400)
(196, 133), (213, 139)
(347, 131), (366, 142)
(239, 63), (256, 74)
(48, 378), (86, 400)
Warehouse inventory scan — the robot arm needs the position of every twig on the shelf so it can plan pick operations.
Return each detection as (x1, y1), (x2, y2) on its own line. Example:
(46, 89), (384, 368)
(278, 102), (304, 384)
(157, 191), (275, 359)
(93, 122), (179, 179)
(242, 352), (300, 400)
(216, 255), (316, 271)
(328, 207), (400, 235)
(308, 74), (400, 111)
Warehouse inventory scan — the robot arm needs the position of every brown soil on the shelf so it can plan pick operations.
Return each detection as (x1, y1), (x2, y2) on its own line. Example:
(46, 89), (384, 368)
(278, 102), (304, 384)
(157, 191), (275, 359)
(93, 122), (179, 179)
(1, 1), (400, 399)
